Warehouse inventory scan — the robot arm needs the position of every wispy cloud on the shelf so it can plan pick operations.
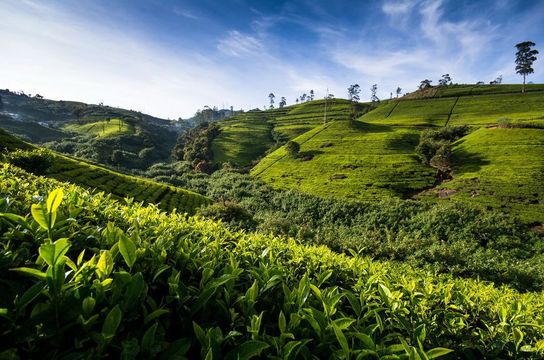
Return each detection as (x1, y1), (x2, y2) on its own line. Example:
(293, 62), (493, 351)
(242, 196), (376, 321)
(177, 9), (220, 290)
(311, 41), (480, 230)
(173, 6), (200, 20)
(217, 30), (264, 57)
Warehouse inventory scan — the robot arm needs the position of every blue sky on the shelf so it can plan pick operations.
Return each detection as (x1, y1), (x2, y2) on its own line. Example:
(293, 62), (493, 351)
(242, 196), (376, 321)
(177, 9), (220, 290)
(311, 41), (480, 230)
(0, 0), (542, 118)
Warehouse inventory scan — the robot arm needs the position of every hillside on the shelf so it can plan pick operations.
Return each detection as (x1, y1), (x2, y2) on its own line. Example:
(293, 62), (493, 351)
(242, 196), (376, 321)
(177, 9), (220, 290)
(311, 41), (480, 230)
(210, 99), (362, 166)
(246, 85), (544, 222)
(0, 129), (210, 213)
(1, 163), (543, 358)
(0, 90), (187, 169)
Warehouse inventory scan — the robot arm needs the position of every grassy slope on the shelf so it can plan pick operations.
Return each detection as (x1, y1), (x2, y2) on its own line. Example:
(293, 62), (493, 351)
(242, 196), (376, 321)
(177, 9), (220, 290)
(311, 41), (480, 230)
(63, 118), (132, 137)
(0, 129), (210, 213)
(419, 128), (544, 222)
(211, 99), (354, 166)
(0, 114), (68, 142)
(211, 111), (281, 166)
(252, 85), (544, 221)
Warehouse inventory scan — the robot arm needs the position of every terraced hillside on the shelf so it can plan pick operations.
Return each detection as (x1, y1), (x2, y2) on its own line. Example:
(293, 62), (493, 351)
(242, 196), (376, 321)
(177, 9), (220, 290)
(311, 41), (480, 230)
(211, 99), (357, 166)
(0, 129), (210, 213)
(251, 85), (544, 222)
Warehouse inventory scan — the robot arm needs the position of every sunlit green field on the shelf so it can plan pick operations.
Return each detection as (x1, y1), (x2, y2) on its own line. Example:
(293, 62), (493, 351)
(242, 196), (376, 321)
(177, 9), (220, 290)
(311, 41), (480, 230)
(252, 119), (435, 200)
(211, 99), (355, 166)
(418, 128), (544, 222)
(251, 85), (544, 221)
(64, 118), (132, 137)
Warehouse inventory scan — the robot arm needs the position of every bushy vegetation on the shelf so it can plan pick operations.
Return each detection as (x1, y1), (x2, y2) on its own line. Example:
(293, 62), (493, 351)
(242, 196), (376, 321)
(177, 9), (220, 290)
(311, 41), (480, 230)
(0, 130), (210, 214)
(1, 164), (544, 358)
(172, 122), (221, 172)
(415, 126), (469, 167)
(138, 165), (544, 292)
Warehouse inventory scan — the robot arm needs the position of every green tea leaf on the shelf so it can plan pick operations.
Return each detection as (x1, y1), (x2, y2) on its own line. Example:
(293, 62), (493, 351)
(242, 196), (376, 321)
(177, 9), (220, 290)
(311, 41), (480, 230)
(145, 309), (169, 324)
(226, 340), (270, 360)
(426, 347), (453, 359)
(102, 305), (122, 341)
(46, 188), (63, 214)
(141, 323), (158, 353)
(119, 235), (137, 269)
(39, 238), (71, 267)
(10, 267), (47, 280)
(332, 322), (350, 359)
(31, 203), (49, 230)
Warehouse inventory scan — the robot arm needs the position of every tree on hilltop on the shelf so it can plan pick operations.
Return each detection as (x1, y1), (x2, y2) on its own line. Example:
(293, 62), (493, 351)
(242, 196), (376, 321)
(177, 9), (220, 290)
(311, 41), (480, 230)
(370, 84), (379, 102)
(279, 97), (287, 108)
(490, 75), (503, 85)
(268, 93), (275, 109)
(347, 84), (361, 119)
(396, 87), (402, 98)
(309, 90), (315, 101)
(515, 41), (539, 93)
(419, 79), (432, 89)
(438, 74), (452, 86)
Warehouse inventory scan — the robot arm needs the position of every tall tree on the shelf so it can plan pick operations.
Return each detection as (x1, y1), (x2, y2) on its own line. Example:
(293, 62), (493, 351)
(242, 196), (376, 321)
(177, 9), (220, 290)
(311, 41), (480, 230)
(347, 84), (361, 102)
(370, 84), (379, 102)
(438, 74), (452, 86)
(279, 97), (287, 108)
(347, 84), (361, 118)
(309, 90), (315, 101)
(300, 93), (307, 102)
(396, 87), (402, 98)
(515, 41), (539, 93)
(296, 98), (299, 104)
(268, 93), (275, 109)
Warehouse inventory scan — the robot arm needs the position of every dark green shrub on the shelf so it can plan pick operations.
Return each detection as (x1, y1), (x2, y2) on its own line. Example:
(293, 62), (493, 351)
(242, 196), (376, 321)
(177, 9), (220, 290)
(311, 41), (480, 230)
(285, 141), (300, 157)
(4, 148), (53, 175)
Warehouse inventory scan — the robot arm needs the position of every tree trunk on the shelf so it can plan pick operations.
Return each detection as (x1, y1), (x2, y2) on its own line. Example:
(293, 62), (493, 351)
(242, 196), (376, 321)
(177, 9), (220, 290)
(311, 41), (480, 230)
(523, 74), (526, 93)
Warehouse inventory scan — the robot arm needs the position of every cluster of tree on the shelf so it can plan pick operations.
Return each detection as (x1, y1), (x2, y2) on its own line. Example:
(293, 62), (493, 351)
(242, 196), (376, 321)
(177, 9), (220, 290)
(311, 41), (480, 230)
(294, 90), (315, 105)
(190, 106), (234, 124)
(418, 74), (453, 90)
(171, 122), (221, 173)
(415, 125), (469, 181)
(267, 93), (288, 109)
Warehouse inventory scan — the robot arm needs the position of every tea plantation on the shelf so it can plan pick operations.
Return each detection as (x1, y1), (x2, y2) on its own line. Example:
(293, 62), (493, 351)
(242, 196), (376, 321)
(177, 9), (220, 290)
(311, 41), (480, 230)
(1, 163), (544, 358)
(249, 85), (544, 222)
(0, 129), (210, 214)
(418, 127), (544, 222)
(211, 99), (357, 166)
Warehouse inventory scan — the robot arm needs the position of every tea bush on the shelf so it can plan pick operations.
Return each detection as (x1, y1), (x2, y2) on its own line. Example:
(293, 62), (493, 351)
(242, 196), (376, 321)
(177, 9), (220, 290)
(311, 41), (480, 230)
(1, 164), (544, 358)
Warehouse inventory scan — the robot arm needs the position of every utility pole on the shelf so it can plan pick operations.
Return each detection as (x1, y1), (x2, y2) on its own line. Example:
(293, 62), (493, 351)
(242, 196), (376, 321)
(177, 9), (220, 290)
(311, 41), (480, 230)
(323, 88), (329, 124)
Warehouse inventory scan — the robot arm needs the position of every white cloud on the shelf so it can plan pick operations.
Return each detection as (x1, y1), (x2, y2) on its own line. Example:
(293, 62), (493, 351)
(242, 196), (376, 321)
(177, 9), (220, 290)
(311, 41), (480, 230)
(0, 1), (249, 118)
(173, 6), (200, 20)
(382, 0), (417, 16)
(217, 31), (264, 57)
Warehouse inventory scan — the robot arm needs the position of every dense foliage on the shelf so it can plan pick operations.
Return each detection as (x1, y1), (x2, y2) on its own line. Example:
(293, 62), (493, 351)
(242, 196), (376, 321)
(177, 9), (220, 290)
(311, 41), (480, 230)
(1, 164), (544, 359)
(172, 122), (221, 172)
(138, 164), (544, 292)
